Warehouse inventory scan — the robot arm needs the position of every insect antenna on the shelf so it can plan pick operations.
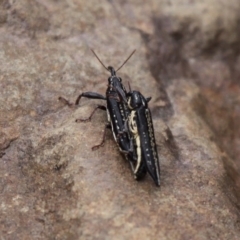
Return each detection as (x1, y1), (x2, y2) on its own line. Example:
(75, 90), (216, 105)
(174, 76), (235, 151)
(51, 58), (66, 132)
(116, 49), (136, 72)
(91, 49), (109, 71)
(128, 81), (132, 92)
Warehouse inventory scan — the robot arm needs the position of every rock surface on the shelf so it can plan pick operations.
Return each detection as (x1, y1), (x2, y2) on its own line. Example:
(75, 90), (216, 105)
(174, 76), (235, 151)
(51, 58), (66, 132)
(1, 0), (240, 239)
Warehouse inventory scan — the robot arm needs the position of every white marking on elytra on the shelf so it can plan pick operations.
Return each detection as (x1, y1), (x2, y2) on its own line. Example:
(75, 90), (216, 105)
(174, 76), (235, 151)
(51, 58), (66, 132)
(145, 108), (160, 183)
(112, 127), (117, 142)
(107, 109), (111, 122)
(128, 98), (133, 110)
(128, 110), (141, 174)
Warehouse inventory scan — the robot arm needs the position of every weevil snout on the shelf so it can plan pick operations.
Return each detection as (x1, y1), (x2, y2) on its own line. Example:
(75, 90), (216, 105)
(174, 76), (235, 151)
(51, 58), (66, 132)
(107, 66), (116, 76)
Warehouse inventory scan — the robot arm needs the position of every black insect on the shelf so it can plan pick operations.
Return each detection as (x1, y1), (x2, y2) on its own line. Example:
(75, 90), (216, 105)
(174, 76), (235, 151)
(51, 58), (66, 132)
(116, 86), (161, 186)
(59, 49), (137, 162)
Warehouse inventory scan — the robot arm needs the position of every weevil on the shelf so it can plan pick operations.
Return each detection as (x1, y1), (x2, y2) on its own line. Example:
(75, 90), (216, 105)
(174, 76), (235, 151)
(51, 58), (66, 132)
(116, 86), (161, 186)
(59, 49), (140, 172)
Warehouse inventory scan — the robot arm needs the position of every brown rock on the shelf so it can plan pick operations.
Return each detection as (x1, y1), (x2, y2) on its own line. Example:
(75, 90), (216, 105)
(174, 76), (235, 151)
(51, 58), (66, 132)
(0, 0), (240, 239)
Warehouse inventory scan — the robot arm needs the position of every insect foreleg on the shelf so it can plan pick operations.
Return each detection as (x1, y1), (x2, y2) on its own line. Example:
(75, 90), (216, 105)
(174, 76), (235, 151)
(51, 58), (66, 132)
(92, 123), (111, 151)
(59, 92), (106, 107)
(75, 92), (106, 105)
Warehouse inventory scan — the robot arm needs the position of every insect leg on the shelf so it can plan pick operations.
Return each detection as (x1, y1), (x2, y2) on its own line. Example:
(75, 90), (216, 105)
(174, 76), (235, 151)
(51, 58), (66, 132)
(75, 92), (106, 105)
(116, 117), (129, 139)
(76, 105), (106, 122)
(92, 123), (111, 151)
(58, 96), (75, 107)
(59, 92), (106, 107)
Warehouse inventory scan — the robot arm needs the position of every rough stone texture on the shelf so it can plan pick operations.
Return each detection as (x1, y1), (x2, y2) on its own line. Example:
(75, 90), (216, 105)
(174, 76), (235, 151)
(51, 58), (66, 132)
(1, 0), (240, 239)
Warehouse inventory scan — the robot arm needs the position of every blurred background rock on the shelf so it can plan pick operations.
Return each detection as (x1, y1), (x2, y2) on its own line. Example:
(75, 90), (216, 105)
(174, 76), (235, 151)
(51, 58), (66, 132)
(0, 0), (240, 239)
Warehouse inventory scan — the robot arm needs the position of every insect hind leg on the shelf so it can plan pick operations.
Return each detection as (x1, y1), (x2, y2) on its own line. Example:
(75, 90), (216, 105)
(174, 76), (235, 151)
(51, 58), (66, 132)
(92, 123), (111, 151)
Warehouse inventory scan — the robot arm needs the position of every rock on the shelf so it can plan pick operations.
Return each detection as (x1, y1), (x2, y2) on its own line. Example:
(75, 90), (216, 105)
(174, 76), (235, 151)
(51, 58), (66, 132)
(147, 0), (240, 212)
(0, 0), (240, 239)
